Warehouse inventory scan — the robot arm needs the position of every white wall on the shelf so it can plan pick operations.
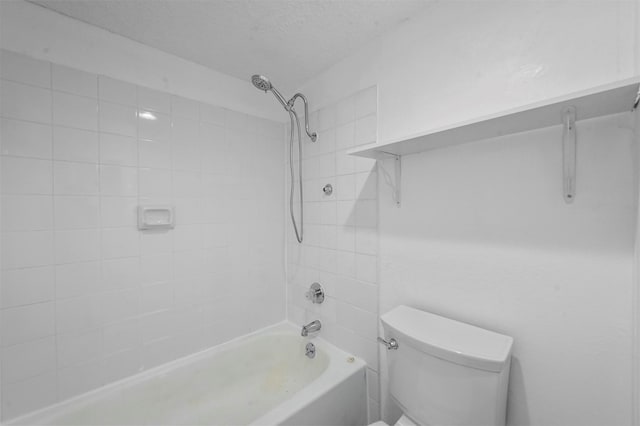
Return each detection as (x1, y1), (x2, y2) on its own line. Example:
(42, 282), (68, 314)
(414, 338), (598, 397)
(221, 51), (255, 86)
(0, 0), (283, 123)
(296, 1), (640, 425)
(379, 112), (636, 426)
(0, 50), (285, 420)
(300, 0), (638, 143)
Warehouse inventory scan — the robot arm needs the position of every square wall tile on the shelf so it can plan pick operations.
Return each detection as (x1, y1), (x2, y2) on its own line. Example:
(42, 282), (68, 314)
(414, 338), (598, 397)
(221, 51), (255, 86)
(1, 157), (52, 195)
(355, 253), (378, 284)
(1, 267), (54, 308)
(1, 336), (56, 384)
(104, 318), (139, 355)
(336, 150), (355, 176)
(55, 261), (100, 300)
(138, 111), (170, 142)
(100, 197), (137, 228)
(101, 228), (140, 259)
(1, 195), (53, 231)
(139, 140), (171, 169)
(99, 165), (138, 196)
(54, 161), (98, 195)
(53, 92), (98, 131)
(140, 282), (173, 314)
(317, 106), (336, 131)
(2, 231), (53, 269)
(101, 257), (140, 291)
(336, 174), (356, 201)
(99, 101), (137, 137)
(102, 290), (138, 326)
(354, 199), (377, 228)
(140, 255), (173, 285)
(355, 114), (376, 146)
(335, 122), (355, 150)
(0, 80), (51, 124)
(1, 118), (52, 159)
(54, 229), (100, 264)
(56, 294), (104, 334)
(139, 168), (171, 197)
(100, 133), (137, 166)
(355, 171), (377, 200)
(335, 96), (355, 126)
(53, 126), (99, 163)
(1, 302), (55, 346)
(172, 170), (201, 197)
(54, 196), (100, 229)
(140, 229), (173, 256)
(57, 330), (103, 368)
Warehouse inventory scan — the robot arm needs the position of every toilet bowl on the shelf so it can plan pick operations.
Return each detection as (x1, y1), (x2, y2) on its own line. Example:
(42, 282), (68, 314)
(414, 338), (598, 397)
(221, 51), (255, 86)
(369, 305), (514, 426)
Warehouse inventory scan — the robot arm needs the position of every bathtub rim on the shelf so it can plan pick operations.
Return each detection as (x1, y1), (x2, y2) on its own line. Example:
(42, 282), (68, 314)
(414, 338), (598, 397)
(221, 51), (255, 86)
(6, 321), (367, 425)
(250, 329), (367, 425)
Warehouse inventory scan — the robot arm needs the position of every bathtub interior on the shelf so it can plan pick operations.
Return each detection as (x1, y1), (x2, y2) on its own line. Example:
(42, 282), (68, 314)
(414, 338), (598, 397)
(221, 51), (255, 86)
(10, 326), (361, 426)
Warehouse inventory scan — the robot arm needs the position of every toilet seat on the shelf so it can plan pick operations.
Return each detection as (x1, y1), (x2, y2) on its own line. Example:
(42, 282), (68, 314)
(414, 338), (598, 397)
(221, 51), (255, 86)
(369, 414), (418, 426)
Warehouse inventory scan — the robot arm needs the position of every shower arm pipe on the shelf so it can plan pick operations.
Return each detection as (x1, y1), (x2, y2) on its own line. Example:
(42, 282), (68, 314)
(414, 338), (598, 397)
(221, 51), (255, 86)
(287, 93), (318, 142)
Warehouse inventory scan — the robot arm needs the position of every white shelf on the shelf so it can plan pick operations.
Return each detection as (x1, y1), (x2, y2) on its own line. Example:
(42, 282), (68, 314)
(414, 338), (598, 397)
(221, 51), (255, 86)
(348, 76), (640, 160)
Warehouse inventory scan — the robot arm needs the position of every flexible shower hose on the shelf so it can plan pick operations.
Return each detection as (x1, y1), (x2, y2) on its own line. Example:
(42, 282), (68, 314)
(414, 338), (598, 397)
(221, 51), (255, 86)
(288, 109), (304, 243)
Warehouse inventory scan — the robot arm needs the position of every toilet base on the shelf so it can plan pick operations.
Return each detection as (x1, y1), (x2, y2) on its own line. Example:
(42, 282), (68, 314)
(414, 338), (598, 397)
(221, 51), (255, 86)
(369, 414), (418, 426)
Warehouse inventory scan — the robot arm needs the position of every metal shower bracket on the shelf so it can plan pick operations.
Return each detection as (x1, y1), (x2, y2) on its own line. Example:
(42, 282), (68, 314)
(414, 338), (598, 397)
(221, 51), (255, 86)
(562, 106), (576, 204)
(378, 152), (401, 207)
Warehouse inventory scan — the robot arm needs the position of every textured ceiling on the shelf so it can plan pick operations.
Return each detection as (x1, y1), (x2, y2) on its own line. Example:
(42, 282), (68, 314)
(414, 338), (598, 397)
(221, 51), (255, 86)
(29, 0), (432, 92)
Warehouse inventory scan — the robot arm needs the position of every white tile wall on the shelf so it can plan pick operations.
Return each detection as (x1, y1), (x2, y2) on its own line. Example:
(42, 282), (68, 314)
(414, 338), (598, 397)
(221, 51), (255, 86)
(0, 49), (285, 421)
(285, 86), (380, 422)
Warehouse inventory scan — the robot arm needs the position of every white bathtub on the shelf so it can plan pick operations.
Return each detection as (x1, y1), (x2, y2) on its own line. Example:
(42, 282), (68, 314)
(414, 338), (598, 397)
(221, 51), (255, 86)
(9, 323), (368, 426)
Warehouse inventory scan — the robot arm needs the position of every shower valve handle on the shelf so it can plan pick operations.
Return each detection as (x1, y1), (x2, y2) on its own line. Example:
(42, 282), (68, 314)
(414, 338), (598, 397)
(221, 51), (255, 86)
(305, 282), (325, 304)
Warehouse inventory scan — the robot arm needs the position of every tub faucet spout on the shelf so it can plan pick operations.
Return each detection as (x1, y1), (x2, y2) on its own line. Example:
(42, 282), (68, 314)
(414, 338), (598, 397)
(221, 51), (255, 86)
(301, 320), (321, 336)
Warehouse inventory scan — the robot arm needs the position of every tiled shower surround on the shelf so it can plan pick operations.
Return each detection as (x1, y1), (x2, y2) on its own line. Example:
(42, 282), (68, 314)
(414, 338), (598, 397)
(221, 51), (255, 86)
(0, 50), (285, 419)
(285, 87), (380, 421)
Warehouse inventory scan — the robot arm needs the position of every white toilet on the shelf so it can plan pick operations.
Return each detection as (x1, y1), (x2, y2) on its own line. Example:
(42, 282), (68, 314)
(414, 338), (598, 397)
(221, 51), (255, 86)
(371, 305), (514, 426)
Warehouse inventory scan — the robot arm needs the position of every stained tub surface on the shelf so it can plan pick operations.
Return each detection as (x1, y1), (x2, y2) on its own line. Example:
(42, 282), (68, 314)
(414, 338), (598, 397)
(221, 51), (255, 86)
(9, 323), (367, 425)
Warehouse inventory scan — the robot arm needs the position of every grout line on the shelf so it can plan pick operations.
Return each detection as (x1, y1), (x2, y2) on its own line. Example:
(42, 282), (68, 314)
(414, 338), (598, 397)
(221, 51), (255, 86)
(47, 59), (61, 406)
(95, 70), (108, 392)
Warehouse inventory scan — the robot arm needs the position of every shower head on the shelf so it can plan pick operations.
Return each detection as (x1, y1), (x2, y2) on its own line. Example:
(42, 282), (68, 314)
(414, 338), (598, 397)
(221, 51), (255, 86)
(250, 73), (317, 142)
(251, 74), (272, 92)
(251, 74), (289, 110)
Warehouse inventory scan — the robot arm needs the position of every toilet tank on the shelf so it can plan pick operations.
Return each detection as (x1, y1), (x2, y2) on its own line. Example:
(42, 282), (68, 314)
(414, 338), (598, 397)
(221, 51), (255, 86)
(381, 306), (514, 426)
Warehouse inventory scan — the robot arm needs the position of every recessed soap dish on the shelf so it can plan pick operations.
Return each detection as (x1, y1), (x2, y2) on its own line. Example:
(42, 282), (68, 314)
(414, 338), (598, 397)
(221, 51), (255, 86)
(138, 206), (175, 230)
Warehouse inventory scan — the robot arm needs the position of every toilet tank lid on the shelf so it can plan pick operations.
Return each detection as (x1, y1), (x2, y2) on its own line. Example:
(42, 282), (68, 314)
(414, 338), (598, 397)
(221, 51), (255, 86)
(380, 305), (514, 372)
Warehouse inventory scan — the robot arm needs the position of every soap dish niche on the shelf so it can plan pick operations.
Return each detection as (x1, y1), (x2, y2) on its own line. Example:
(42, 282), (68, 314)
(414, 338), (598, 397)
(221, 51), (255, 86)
(138, 205), (175, 230)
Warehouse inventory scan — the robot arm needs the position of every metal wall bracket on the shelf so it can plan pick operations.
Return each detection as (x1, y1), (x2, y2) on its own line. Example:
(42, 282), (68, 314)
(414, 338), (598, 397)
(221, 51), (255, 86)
(378, 152), (401, 207)
(562, 106), (577, 203)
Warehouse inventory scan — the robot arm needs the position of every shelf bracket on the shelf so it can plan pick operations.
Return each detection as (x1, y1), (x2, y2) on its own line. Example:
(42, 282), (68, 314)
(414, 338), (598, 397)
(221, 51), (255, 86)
(378, 152), (401, 207)
(562, 106), (576, 204)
